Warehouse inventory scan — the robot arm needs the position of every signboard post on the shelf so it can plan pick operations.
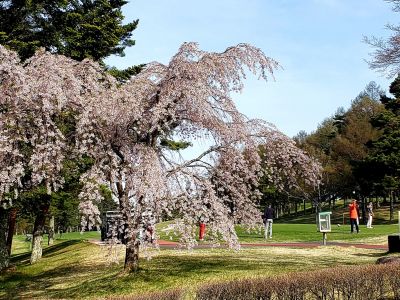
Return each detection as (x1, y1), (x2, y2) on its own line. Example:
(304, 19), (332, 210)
(318, 212), (332, 246)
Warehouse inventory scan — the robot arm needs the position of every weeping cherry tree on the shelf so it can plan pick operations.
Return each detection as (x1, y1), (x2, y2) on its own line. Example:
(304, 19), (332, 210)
(74, 42), (321, 272)
(0, 43), (321, 272)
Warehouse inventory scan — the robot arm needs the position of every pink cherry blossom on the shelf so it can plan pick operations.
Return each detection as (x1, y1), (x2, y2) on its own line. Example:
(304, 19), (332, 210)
(0, 43), (321, 271)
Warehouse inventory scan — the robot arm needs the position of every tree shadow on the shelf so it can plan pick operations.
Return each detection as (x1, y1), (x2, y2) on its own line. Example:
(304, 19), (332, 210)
(2, 250), (311, 299)
(356, 251), (389, 258)
(1, 262), (109, 299)
(10, 240), (80, 265)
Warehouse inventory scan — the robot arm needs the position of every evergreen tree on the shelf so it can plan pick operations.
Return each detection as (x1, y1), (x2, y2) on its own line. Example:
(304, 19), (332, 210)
(363, 76), (400, 220)
(296, 82), (384, 211)
(0, 0), (139, 267)
(0, 0), (138, 62)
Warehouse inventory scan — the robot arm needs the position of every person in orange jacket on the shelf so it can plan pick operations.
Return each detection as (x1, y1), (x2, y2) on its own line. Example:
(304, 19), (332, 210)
(349, 199), (360, 233)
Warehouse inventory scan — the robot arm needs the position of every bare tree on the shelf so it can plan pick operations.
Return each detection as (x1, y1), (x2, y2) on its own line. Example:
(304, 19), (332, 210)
(364, 0), (400, 77)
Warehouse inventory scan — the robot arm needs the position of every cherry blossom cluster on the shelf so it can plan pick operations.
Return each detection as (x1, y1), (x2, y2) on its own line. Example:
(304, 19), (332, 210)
(0, 43), (321, 252)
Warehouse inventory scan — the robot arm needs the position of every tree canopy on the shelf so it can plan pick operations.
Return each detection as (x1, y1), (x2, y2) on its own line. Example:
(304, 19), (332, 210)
(0, 43), (321, 272)
(0, 0), (138, 61)
(295, 82), (385, 204)
(364, 76), (400, 193)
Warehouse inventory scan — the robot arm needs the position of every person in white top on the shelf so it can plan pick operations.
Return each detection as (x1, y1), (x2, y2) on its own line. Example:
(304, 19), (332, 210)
(366, 202), (374, 228)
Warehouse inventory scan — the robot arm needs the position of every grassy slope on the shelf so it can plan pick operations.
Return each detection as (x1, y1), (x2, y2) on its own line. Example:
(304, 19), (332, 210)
(1, 233), (393, 299)
(2, 202), (399, 299)
(157, 202), (400, 244)
(235, 223), (398, 244)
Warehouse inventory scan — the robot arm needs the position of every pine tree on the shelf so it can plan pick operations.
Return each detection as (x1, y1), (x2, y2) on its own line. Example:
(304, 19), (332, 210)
(0, 0), (138, 62)
(365, 77), (400, 220)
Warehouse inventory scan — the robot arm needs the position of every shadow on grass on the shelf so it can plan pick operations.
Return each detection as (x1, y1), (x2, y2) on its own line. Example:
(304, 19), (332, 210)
(44, 252), (359, 299)
(2, 250), (318, 299)
(2, 237), (390, 299)
(10, 240), (81, 265)
(1, 263), (107, 300)
(356, 251), (389, 258)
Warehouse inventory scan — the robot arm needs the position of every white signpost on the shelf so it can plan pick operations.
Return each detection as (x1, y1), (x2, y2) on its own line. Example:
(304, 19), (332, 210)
(318, 212), (332, 246)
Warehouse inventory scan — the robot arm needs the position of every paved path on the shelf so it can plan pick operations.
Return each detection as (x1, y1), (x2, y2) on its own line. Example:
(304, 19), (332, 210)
(237, 241), (387, 250)
(157, 240), (388, 250)
(89, 239), (388, 250)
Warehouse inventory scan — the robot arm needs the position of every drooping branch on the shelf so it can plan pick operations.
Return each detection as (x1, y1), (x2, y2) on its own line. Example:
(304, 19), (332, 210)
(166, 146), (221, 177)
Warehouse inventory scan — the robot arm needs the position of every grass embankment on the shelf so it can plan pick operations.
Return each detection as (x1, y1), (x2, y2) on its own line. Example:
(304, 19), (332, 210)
(0, 235), (391, 299)
(2, 226), (398, 299)
(2, 202), (399, 299)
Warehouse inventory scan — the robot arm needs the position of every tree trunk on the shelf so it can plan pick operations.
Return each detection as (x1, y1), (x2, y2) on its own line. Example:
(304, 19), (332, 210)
(361, 196), (366, 224)
(48, 216), (55, 246)
(315, 201), (320, 230)
(303, 199), (306, 215)
(124, 239), (140, 272)
(0, 208), (10, 271)
(30, 204), (49, 264)
(116, 181), (141, 272)
(390, 192), (394, 222)
(6, 207), (17, 255)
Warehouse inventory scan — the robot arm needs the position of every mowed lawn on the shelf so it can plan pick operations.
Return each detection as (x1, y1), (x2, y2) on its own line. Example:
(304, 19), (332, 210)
(1, 223), (399, 299)
(158, 222), (399, 245)
(235, 223), (399, 244)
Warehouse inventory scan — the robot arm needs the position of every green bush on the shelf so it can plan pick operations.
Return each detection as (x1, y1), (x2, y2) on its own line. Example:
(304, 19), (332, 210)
(196, 263), (400, 300)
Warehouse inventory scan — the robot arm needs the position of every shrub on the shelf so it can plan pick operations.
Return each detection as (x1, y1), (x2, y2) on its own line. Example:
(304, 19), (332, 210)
(107, 289), (184, 300)
(195, 263), (400, 300)
(386, 263), (400, 300)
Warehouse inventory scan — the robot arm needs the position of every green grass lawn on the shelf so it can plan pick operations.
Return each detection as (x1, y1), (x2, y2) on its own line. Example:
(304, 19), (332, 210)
(276, 201), (400, 225)
(157, 221), (399, 245)
(235, 223), (399, 244)
(2, 224), (399, 299)
(4, 199), (399, 299)
(1, 233), (395, 299)
(11, 231), (101, 256)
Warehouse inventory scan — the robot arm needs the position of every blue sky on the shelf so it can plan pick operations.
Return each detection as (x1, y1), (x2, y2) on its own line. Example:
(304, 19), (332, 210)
(106, 0), (398, 137)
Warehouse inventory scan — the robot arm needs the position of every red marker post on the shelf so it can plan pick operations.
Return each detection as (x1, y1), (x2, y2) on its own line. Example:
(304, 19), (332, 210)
(199, 223), (206, 241)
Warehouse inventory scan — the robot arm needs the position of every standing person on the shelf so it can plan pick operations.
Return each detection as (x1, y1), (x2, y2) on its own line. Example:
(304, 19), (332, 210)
(263, 205), (274, 239)
(366, 202), (374, 228)
(349, 199), (359, 233)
